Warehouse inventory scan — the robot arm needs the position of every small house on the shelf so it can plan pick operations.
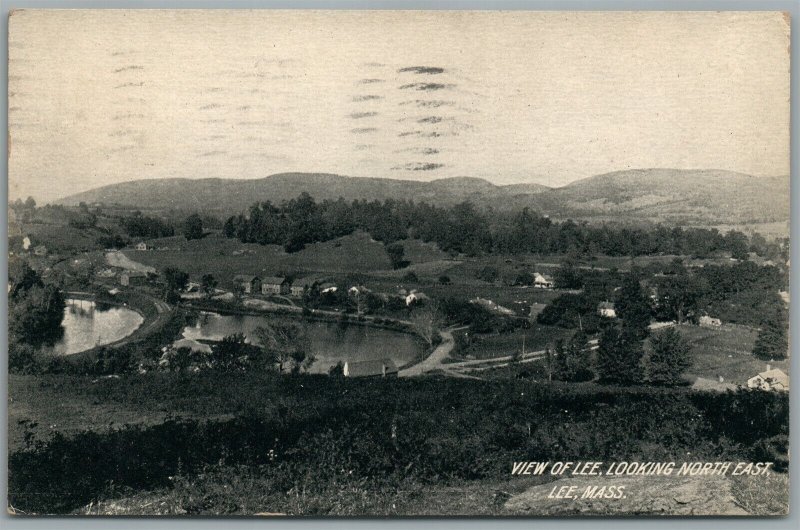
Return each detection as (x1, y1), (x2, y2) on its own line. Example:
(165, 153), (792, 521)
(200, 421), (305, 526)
(262, 276), (290, 295)
(120, 271), (148, 286)
(33, 244), (47, 257)
(533, 272), (553, 289)
(289, 283), (305, 297)
(405, 290), (429, 306)
(699, 315), (722, 328)
(598, 301), (617, 319)
(747, 366), (789, 392)
(343, 359), (398, 378)
(320, 282), (338, 294)
(135, 242), (149, 251)
(233, 274), (261, 294)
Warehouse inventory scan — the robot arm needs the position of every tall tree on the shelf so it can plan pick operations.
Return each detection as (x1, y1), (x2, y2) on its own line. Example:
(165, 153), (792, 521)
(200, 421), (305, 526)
(753, 306), (789, 360)
(648, 327), (692, 385)
(597, 326), (644, 384)
(553, 330), (593, 382)
(183, 213), (204, 240)
(615, 273), (652, 339)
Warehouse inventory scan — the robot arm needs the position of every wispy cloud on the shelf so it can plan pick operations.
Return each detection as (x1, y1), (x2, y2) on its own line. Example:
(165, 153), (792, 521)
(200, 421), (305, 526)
(359, 78), (385, 84)
(199, 103), (222, 110)
(113, 65), (144, 73)
(398, 66), (445, 74)
(352, 95), (383, 102)
(349, 111), (378, 119)
(400, 100), (455, 108)
(114, 81), (144, 89)
(392, 162), (445, 171)
(351, 127), (378, 134)
(399, 83), (454, 91)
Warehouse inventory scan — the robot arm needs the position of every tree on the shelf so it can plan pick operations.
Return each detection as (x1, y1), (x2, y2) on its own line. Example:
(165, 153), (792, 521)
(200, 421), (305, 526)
(8, 262), (65, 351)
(438, 275), (451, 285)
(328, 361), (345, 377)
(654, 274), (708, 324)
(253, 321), (310, 373)
(475, 266), (499, 283)
(402, 271), (419, 283)
(211, 334), (250, 372)
(648, 327), (692, 385)
(753, 306), (789, 360)
(553, 260), (583, 289)
(553, 330), (594, 382)
(201, 274), (217, 298)
(410, 302), (442, 348)
(385, 243), (409, 269)
(163, 267), (189, 291)
(615, 273), (652, 339)
(597, 326), (644, 384)
(183, 213), (204, 240)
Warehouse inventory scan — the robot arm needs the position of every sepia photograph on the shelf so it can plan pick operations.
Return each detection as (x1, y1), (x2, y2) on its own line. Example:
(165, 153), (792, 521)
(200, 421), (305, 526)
(5, 9), (791, 516)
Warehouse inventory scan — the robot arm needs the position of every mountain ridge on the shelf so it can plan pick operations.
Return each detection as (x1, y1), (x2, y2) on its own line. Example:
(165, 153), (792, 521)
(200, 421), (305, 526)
(57, 169), (789, 228)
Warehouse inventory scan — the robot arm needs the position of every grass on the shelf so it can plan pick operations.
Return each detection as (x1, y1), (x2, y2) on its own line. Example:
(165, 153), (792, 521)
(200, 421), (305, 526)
(674, 323), (788, 385)
(729, 471), (789, 515)
(126, 231), (392, 286)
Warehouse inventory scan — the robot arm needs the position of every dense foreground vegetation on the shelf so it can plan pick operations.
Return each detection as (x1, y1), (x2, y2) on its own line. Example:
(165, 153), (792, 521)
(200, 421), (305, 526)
(8, 373), (788, 515)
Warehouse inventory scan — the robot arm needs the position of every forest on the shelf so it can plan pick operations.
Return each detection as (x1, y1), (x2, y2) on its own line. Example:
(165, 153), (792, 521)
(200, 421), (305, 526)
(222, 193), (784, 259)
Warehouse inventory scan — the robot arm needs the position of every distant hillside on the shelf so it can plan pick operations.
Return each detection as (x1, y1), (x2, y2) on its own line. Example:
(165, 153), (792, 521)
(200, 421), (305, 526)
(58, 169), (789, 228)
(59, 173), (550, 214)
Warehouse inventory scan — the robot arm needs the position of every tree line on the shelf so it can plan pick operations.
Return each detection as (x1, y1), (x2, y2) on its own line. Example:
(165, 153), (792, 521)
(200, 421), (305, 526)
(222, 193), (781, 259)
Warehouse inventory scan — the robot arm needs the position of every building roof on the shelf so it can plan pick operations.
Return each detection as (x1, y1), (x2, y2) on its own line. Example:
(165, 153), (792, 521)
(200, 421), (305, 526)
(754, 368), (789, 388)
(534, 272), (552, 282)
(598, 301), (615, 310)
(233, 274), (260, 282)
(345, 358), (398, 377)
(262, 276), (288, 285)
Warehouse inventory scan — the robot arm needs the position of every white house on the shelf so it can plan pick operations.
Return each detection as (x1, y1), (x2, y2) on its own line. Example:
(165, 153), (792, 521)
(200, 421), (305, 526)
(747, 366), (789, 392)
(405, 290), (429, 306)
(699, 315), (722, 328)
(598, 301), (617, 318)
(533, 273), (553, 289)
(135, 242), (149, 251)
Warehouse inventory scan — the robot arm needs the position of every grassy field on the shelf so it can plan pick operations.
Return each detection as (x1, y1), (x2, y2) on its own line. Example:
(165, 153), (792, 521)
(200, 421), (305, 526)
(675, 323), (788, 386)
(127, 231), (392, 285)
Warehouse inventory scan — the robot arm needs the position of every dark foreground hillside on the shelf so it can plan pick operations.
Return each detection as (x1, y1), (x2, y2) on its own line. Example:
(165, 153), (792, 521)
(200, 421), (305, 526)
(8, 373), (788, 515)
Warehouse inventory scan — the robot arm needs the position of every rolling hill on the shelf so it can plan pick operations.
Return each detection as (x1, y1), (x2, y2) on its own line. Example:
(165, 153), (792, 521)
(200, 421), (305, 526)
(58, 169), (789, 229)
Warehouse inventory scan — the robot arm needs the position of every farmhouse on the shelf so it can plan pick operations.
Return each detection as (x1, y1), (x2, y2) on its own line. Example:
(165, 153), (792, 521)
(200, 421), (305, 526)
(405, 290), (429, 306)
(747, 366), (789, 392)
(533, 272), (553, 289)
(290, 283), (305, 297)
(598, 301), (617, 318)
(262, 276), (291, 295)
(343, 358), (398, 378)
(699, 315), (722, 328)
(135, 242), (149, 251)
(233, 275), (261, 294)
(119, 271), (148, 286)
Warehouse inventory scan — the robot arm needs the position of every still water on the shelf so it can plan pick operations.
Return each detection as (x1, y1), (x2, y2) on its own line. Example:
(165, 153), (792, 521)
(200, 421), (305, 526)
(182, 311), (421, 373)
(47, 299), (145, 356)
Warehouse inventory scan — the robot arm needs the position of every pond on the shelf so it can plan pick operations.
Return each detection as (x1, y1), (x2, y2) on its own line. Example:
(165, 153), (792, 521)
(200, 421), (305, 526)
(45, 299), (145, 356)
(182, 312), (423, 373)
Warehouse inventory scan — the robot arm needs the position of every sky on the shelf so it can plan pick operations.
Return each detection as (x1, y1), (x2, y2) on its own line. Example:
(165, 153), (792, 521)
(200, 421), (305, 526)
(8, 10), (790, 203)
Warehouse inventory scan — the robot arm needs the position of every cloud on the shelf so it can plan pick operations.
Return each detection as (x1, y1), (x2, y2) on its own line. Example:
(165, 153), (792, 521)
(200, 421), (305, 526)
(114, 82), (144, 89)
(351, 127), (378, 134)
(399, 83), (453, 91)
(237, 105), (252, 111)
(352, 95), (383, 102)
(354, 144), (373, 151)
(199, 104), (222, 110)
(398, 130), (449, 138)
(238, 120), (269, 126)
(112, 113), (145, 121)
(392, 162), (445, 171)
(363, 62), (386, 67)
(400, 100), (455, 108)
(349, 111), (378, 119)
(199, 150), (226, 157)
(113, 65), (144, 73)
(398, 66), (445, 74)
(359, 78), (385, 84)
(418, 116), (448, 124)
